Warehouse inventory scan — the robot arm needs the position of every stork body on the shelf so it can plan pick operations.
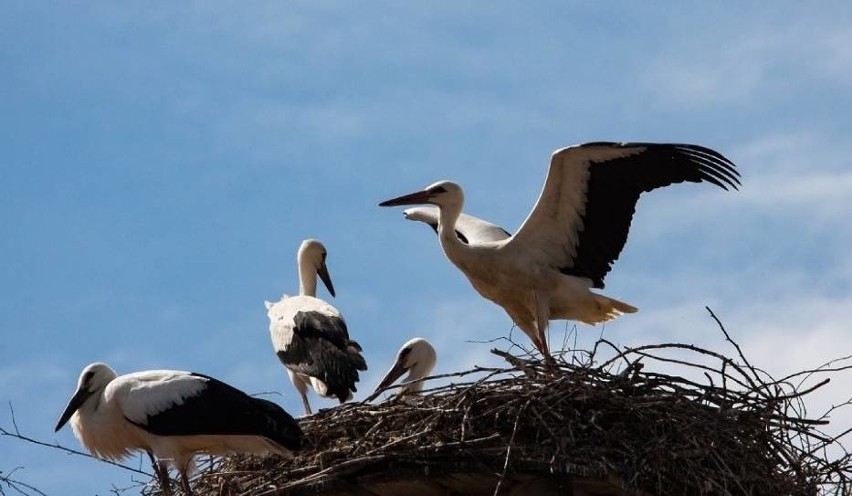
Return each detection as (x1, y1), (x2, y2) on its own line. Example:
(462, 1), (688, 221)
(380, 142), (740, 362)
(55, 363), (301, 495)
(266, 239), (367, 415)
(369, 337), (437, 401)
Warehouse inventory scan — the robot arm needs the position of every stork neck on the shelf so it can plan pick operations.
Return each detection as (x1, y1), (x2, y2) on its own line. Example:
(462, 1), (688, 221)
(402, 360), (433, 394)
(437, 202), (464, 252)
(410, 360), (434, 383)
(298, 259), (318, 297)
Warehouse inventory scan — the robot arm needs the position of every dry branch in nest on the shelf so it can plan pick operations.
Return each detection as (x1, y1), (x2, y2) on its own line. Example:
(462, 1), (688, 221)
(146, 320), (851, 496)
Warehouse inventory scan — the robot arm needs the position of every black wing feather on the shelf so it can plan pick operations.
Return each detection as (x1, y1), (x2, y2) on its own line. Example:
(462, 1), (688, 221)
(128, 374), (301, 451)
(277, 311), (367, 402)
(560, 142), (740, 288)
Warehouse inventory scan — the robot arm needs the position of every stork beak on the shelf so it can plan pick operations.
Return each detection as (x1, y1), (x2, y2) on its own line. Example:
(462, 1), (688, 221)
(379, 190), (432, 207)
(372, 360), (409, 396)
(317, 262), (336, 298)
(55, 386), (93, 432)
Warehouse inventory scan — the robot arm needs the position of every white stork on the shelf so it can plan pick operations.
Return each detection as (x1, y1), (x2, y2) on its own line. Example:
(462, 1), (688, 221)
(55, 362), (301, 495)
(379, 142), (740, 362)
(402, 206), (511, 244)
(265, 239), (367, 415)
(368, 337), (437, 401)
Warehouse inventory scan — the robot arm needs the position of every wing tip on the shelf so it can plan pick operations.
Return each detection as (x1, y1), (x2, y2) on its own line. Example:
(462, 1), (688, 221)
(672, 143), (742, 191)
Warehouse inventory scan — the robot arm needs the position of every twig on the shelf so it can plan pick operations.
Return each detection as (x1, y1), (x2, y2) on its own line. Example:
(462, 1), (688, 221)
(185, 321), (851, 496)
(1, 404), (152, 479)
(0, 466), (49, 496)
(493, 400), (529, 496)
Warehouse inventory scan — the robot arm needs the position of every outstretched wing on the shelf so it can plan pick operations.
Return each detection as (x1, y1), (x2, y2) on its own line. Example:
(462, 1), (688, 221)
(507, 142), (740, 288)
(403, 206), (511, 244)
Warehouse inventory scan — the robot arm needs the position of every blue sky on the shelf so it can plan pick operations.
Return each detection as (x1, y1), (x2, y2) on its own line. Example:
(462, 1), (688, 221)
(2, 2), (851, 494)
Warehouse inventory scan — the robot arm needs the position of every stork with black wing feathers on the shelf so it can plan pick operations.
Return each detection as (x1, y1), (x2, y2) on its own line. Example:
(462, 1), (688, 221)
(380, 142), (740, 362)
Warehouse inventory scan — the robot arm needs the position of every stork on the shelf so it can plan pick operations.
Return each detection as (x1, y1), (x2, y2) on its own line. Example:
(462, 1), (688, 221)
(265, 239), (367, 415)
(402, 206), (510, 244)
(55, 362), (301, 495)
(368, 337), (437, 401)
(380, 142), (740, 362)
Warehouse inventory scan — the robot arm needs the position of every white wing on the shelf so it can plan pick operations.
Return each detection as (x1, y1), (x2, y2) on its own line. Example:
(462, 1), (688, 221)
(112, 370), (206, 425)
(506, 142), (740, 288)
(403, 206), (511, 244)
(266, 295), (343, 351)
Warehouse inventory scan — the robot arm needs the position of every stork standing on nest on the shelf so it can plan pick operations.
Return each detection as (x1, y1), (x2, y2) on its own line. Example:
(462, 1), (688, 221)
(368, 337), (437, 401)
(55, 362), (301, 495)
(380, 142), (740, 363)
(266, 239), (367, 415)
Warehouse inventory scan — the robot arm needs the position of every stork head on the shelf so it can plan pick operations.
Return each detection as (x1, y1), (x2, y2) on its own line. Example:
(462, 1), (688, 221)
(379, 180), (464, 210)
(55, 362), (117, 432)
(372, 337), (437, 396)
(298, 239), (335, 297)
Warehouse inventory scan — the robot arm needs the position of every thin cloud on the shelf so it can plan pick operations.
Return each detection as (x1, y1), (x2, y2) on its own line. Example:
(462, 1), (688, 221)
(625, 130), (852, 244)
(738, 171), (852, 214)
(643, 25), (852, 107)
(608, 295), (852, 443)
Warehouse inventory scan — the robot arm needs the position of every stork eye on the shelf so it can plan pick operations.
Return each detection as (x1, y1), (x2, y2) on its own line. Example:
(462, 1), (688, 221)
(83, 371), (95, 384)
(429, 185), (448, 194)
(399, 347), (412, 359)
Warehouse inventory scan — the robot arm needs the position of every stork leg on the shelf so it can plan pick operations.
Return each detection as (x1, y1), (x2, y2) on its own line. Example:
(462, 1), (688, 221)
(179, 469), (193, 495)
(300, 390), (313, 416)
(533, 291), (555, 364)
(288, 370), (313, 415)
(146, 450), (158, 475)
(147, 453), (173, 496)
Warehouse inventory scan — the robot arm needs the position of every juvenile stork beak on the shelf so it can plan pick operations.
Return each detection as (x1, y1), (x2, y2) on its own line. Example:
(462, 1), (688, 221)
(371, 358), (409, 397)
(379, 189), (433, 207)
(55, 386), (93, 432)
(317, 262), (336, 298)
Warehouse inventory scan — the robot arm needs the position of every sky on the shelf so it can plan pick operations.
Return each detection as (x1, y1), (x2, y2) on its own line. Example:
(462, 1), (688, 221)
(2, 2), (851, 494)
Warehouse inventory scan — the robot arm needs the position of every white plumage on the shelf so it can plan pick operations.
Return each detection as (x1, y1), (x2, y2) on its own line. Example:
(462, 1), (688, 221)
(266, 239), (367, 415)
(369, 337), (437, 401)
(403, 206), (511, 244)
(55, 362), (301, 495)
(380, 142), (740, 362)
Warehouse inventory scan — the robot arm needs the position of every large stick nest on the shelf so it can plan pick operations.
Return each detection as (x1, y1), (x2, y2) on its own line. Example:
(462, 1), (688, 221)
(155, 320), (850, 496)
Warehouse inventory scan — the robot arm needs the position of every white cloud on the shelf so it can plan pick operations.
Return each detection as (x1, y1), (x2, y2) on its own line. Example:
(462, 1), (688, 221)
(408, 297), (514, 369)
(737, 170), (852, 217)
(813, 28), (852, 84)
(727, 131), (852, 222)
(0, 359), (67, 392)
(622, 129), (852, 246)
(643, 24), (852, 106)
(729, 131), (842, 173)
(610, 291), (852, 445)
(644, 47), (766, 106)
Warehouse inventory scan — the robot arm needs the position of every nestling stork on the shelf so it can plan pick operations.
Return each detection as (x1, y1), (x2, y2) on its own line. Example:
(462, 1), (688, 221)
(368, 337), (437, 401)
(55, 362), (301, 495)
(265, 239), (367, 415)
(380, 142), (740, 362)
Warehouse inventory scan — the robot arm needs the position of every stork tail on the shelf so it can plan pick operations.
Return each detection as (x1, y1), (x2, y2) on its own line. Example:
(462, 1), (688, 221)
(585, 294), (638, 324)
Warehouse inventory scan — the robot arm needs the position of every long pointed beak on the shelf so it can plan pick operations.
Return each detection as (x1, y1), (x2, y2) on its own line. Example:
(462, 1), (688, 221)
(372, 360), (408, 396)
(317, 263), (335, 298)
(379, 190), (432, 207)
(55, 387), (92, 432)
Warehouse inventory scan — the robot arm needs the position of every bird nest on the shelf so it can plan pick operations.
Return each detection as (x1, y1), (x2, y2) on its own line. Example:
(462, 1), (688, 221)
(151, 325), (850, 496)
